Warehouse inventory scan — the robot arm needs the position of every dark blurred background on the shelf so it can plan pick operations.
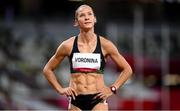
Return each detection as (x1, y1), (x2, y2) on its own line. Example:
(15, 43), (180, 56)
(0, 0), (180, 110)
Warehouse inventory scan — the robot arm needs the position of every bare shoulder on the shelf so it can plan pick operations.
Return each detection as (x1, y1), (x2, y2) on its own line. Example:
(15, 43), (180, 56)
(56, 36), (76, 56)
(60, 36), (75, 48)
(99, 36), (119, 55)
(99, 36), (115, 48)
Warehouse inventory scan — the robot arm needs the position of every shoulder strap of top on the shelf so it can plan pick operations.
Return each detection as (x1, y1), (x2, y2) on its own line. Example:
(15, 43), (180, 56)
(72, 36), (79, 53)
(94, 35), (101, 53)
(69, 36), (79, 59)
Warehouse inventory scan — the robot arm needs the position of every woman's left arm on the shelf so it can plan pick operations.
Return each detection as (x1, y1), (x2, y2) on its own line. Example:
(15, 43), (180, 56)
(105, 40), (133, 90)
(94, 38), (133, 100)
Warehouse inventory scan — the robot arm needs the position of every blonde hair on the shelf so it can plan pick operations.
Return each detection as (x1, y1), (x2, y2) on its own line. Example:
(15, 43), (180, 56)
(75, 4), (94, 20)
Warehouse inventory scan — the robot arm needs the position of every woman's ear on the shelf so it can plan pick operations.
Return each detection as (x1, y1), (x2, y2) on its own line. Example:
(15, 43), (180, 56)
(74, 19), (78, 27)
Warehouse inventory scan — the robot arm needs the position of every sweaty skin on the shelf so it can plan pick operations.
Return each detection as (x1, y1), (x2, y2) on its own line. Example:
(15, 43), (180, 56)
(43, 5), (133, 111)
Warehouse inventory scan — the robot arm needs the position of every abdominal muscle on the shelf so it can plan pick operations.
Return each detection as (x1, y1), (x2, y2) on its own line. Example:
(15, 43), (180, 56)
(70, 73), (105, 95)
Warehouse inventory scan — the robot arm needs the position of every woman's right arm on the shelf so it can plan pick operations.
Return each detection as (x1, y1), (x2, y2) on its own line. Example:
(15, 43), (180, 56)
(43, 40), (77, 99)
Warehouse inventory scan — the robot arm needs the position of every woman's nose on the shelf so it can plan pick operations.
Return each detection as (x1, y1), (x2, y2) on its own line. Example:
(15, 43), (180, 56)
(84, 15), (89, 20)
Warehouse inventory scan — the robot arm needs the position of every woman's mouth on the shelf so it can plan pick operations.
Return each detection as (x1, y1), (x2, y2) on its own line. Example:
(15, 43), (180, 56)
(84, 22), (92, 24)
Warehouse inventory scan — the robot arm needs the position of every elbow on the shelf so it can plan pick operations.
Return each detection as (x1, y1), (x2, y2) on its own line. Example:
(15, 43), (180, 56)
(129, 67), (133, 76)
(43, 67), (48, 75)
(43, 66), (51, 76)
(125, 65), (133, 77)
(43, 65), (54, 76)
(128, 66), (133, 77)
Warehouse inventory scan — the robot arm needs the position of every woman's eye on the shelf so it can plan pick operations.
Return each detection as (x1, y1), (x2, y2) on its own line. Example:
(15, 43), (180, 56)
(79, 14), (85, 17)
(89, 13), (92, 15)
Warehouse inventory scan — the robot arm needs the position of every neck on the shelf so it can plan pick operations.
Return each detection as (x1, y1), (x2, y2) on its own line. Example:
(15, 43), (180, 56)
(79, 28), (96, 43)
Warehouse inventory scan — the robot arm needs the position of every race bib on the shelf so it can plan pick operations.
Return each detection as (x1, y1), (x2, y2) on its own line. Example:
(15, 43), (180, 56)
(72, 53), (101, 72)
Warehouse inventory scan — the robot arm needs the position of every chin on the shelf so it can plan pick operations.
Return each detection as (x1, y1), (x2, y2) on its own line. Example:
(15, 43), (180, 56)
(83, 25), (94, 29)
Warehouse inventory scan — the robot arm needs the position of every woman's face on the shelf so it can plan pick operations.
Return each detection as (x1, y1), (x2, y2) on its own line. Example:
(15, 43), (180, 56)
(76, 6), (96, 30)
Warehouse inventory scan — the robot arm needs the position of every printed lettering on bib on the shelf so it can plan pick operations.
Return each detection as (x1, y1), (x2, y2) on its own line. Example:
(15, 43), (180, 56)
(72, 53), (101, 72)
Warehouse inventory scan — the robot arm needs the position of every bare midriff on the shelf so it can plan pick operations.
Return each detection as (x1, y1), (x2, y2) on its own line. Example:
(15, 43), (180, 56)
(70, 73), (105, 95)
